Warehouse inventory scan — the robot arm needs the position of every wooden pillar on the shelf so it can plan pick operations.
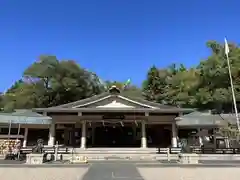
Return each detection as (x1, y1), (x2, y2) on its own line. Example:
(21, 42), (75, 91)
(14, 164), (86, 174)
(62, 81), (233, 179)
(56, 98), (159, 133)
(92, 124), (95, 147)
(141, 120), (147, 148)
(46, 111), (55, 146)
(198, 128), (203, 146)
(23, 127), (28, 147)
(132, 125), (136, 145)
(48, 122), (55, 146)
(171, 122), (177, 147)
(64, 128), (69, 146)
(81, 120), (87, 149)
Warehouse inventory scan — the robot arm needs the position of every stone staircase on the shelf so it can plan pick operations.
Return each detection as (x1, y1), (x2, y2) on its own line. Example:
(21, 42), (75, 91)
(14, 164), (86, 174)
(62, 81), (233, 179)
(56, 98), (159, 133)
(72, 148), (158, 154)
(62, 148), (178, 161)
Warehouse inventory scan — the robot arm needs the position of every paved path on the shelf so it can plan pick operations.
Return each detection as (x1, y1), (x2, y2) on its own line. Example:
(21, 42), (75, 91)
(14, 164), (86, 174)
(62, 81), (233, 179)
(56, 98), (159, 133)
(1, 162), (240, 179)
(83, 162), (143, 180)
(0, 167), (88, 180)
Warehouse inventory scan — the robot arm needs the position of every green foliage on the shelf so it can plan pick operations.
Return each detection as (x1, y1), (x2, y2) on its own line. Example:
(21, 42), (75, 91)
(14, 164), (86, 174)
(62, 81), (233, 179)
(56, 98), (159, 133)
(1, 40), (240, 112)
(219, 125), (240, 141)
(143, 40), (240, 111)
(0, 92), (3, 111)
(2, 56), (105, 110)
(105, 81), (143, 98)
(142, 66), (169, 102)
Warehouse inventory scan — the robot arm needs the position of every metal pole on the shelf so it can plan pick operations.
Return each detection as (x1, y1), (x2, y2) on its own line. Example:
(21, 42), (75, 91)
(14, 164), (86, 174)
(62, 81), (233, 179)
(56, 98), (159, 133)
(226, 53), (240, 131)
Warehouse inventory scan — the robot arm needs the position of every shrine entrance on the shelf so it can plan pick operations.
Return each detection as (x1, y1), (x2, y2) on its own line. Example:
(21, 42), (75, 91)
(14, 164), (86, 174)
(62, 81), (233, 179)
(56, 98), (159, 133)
(94, 124), (138, 147)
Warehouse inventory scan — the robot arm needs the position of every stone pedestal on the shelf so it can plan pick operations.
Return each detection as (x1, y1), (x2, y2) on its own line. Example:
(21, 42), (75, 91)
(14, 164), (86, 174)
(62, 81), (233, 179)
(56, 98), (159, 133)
(26, 154), (44, 164)
(179, 153), (199, 164)
(70, 155), (88, 164)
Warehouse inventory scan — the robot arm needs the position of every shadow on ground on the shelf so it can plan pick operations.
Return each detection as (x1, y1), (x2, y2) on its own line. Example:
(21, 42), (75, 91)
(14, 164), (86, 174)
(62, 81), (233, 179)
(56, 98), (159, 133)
(82, 162), (144, 180)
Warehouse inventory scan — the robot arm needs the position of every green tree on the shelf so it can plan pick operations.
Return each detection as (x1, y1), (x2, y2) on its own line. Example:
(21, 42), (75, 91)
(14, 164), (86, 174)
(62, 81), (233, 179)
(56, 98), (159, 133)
(142, 64), (198, 107)
(0, 92), (3, 111)
(3, 55), (104, 110)
(165, 68), (200, 107)
(142, 66), (169, 102)
(105, 80), (143, 98)
(196, 40), (240, 112)
(142, 40), (240, 111)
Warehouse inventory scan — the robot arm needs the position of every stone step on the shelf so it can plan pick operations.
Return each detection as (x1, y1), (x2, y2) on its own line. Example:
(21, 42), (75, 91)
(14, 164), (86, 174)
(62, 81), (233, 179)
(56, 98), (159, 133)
(70, 148), (158, 154)
(71, 151), (158, 154)
(62, 153), (178, 162)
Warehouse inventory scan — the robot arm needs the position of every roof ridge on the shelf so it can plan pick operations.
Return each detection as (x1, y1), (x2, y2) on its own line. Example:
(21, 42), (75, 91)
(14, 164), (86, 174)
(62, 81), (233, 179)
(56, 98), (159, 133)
(53, 92), (110, 108)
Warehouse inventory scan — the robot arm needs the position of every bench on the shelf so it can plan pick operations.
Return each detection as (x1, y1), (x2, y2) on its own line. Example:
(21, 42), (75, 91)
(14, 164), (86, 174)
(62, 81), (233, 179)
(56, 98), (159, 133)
(43, 147), (55, 153)
(43, 147), (69, 154)
(170, 147), (182, 154)
(20, 147), (33, 154)
(157, 147), (181, 154)
(192, 148), (201, 154)
(20, 146), (69, 154)
(157, 148), (169, 154)
(57, 147), (69, 154)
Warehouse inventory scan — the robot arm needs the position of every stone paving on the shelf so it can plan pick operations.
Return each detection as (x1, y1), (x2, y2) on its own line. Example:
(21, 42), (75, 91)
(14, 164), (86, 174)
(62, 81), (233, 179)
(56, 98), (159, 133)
(1, 162), (240, 180)
(138, 167), (240, 180)
(0, 167), (88, 180)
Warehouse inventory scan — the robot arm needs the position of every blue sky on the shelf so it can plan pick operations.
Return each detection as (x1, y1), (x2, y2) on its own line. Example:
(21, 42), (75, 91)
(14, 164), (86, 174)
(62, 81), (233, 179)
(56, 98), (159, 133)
(1, 0), (240, 92)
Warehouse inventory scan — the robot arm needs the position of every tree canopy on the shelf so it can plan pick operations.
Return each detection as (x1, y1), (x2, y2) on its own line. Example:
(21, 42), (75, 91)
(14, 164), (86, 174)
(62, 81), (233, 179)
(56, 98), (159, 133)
(143, 40), (240, 112)
(1, 40), (240, 113)
(2, 56), (105, 111)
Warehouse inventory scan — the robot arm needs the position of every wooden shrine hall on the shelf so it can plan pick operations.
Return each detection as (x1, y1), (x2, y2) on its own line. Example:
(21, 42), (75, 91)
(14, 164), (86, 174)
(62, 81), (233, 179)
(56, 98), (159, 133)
(32, 86), (192, 148)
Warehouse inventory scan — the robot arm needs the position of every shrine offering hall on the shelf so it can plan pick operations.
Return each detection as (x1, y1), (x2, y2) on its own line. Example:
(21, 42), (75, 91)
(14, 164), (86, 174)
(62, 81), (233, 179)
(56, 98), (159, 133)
(27, 86), (192, 148)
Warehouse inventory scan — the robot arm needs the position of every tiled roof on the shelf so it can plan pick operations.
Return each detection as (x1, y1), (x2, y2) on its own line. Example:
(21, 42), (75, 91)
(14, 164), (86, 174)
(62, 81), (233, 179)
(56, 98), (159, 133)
(176, 111), (239, 127)
(0, 109), (52, 124)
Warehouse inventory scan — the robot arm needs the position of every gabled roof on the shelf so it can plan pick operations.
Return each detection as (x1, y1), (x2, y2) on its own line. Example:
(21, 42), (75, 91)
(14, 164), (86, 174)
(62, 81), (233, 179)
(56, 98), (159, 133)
(34, 86), (193, 114)
(52, 87), (178, 109)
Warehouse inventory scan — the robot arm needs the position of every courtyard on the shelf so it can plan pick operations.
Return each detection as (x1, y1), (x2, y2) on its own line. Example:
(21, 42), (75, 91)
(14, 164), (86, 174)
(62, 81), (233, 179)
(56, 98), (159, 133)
(1, 162), (240, 180)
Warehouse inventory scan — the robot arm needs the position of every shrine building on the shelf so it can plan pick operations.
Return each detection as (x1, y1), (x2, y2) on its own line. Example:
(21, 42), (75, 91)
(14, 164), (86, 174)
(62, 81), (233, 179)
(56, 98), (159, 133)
(31, 86), (193, 148)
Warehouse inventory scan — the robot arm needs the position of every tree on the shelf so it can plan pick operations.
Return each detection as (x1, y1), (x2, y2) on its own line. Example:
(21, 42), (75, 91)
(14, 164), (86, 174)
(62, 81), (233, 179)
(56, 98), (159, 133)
(142, 64), (199, 107)
(105, 80), (143, 98)
(0, 92), (3, 111)
(164, 68), (200, 107)
(105, 81), (124, 90)
(142, 40), (240, 111)
(2, 55), (104, 110)
(142, 66), (169, 102)
(2, 40), (240, 112)
(196, 40), (240, 112)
